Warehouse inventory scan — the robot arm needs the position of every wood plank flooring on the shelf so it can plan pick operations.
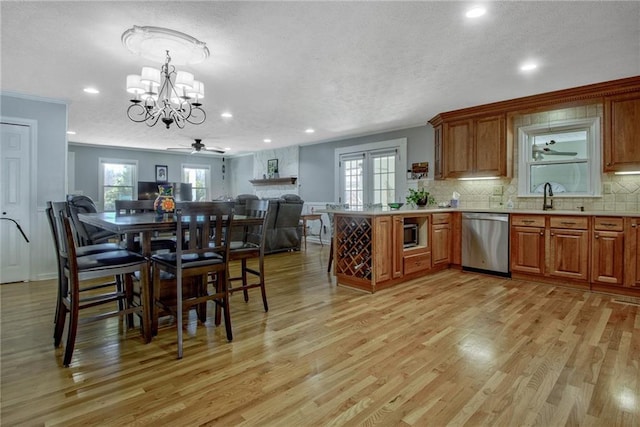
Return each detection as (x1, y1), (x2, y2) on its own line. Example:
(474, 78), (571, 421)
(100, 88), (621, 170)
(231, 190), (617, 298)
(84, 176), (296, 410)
(2, 244), (640, 426)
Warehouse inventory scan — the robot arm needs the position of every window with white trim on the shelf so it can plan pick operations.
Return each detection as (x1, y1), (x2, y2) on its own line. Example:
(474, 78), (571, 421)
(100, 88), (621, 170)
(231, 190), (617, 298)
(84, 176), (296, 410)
(182, 164), (210, 201)
(99, 158), (138, 211)
(518, 117), (601, 197)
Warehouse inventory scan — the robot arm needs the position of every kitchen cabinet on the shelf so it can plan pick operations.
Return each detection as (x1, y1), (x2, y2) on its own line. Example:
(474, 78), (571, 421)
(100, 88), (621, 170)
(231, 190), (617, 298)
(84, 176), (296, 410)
(592, 217), (625, 286)
(392, 216), (404, 279)
(440, 114), (506, 179)
(511, 215), (589, 287)
(431, 213), (451, 268)
(548, 216), (589, 281)
(511, 215), (545, 276)
(604, 92), (640, 172)
(433, 124), (443, 180)
(624, 218), (640, 288)
(374, 216), (393, 283)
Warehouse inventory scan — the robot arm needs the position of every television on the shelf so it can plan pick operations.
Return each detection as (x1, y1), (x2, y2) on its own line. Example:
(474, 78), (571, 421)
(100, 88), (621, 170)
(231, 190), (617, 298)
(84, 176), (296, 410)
(137, 181), (193, 201)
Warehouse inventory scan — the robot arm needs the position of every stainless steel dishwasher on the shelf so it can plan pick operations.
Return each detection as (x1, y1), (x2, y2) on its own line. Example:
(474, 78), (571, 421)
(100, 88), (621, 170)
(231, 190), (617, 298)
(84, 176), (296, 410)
(462, 212), (510, 277)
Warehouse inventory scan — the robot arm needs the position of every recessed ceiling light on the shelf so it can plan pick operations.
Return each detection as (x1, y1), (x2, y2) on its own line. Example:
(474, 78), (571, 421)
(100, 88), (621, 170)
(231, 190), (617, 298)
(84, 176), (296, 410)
(520, 62), (538, 72)
(466, 6), (486, 18)
(305, 128), (315, 134)
(83, 87), (99, 94)
(66, 131), (76, 135)
(220, 112), (233, 118)
(264, 139), (272, 143)
(224, 147), (231, 151)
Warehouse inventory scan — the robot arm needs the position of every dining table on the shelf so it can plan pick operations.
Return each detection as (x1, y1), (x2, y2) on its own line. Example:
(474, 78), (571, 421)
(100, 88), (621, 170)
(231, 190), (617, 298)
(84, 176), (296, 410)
(78, 211), (263, 343)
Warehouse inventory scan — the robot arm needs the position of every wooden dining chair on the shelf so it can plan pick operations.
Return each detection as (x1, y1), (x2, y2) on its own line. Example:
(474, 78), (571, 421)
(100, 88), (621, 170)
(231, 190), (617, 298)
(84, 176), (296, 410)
(47, 201), (124, 338)
(227, 199), (270, 311)
(55, 209), (149, 367)
(151, 202), (234, 359)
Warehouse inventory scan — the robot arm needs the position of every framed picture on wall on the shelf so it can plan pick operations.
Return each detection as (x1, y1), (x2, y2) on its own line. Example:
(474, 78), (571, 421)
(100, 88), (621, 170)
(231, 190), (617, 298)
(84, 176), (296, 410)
(155, 165), (168, 183)
(267, 158), (278, 178)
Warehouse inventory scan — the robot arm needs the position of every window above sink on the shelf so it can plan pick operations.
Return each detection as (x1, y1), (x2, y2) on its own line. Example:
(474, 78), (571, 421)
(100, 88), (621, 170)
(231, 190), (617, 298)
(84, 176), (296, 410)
(517, 116), (601, 197)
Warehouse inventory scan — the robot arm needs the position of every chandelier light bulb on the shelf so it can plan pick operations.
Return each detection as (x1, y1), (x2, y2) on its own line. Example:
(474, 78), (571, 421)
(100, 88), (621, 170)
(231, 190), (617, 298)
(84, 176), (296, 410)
(126, 75), (145, 94)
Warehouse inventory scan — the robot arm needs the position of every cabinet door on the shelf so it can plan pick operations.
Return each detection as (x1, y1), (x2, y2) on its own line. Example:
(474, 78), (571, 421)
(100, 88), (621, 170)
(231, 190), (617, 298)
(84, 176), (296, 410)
(549, 229), (589, 281)
(431, 223), (451, 267)
(625, 218), (640, 288)
(374, 216), (392, 283)
(592, 230), (624, 285)
(431, 224), (451, 267)
(445, 119), (473, 178)
(433, 124), (444, 180)
(474, 114), (506, 176)
(511, 226), (545, 275)
(604, 93), (640, 172)
(392, 216), (404, 278)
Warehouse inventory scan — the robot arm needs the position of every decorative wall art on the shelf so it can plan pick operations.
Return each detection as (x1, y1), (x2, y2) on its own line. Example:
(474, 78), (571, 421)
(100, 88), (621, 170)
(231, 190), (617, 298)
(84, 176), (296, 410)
(155, 165), (168, 183)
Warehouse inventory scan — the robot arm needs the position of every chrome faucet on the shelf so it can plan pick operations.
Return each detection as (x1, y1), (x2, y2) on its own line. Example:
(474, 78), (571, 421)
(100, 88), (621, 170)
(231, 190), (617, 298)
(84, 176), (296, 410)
(542, 182), (554, 210)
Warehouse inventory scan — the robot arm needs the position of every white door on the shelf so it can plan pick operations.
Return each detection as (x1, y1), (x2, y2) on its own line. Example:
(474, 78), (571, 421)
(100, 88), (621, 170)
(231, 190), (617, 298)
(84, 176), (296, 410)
(0, 123), (31, 283)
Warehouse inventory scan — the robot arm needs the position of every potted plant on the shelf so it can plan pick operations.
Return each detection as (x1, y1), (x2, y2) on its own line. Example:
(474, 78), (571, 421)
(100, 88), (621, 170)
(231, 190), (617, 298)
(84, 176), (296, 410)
(406, 188), (435, 207)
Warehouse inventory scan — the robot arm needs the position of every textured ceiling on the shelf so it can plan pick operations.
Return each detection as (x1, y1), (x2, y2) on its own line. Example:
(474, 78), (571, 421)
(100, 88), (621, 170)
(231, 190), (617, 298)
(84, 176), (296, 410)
(1, 1), (639, 156)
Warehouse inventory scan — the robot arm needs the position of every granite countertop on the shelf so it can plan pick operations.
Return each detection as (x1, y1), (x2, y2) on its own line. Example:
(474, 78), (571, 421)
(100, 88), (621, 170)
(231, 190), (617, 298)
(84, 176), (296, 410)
(322, 206), (639, 217)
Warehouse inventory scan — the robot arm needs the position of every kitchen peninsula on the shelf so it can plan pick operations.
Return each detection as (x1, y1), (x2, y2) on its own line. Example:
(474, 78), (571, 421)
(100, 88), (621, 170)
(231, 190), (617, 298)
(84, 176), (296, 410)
(328, 207), (640, 296)
(328, 207), (455, 293)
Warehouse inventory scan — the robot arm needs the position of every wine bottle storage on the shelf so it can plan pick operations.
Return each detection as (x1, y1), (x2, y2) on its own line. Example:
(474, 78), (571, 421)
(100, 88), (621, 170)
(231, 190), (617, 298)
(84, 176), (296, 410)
(335, 215), (372, 280)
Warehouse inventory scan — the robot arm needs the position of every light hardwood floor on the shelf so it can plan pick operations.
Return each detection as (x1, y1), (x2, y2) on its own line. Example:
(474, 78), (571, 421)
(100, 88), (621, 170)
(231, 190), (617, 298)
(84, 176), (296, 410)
(2, 244), (640, 426)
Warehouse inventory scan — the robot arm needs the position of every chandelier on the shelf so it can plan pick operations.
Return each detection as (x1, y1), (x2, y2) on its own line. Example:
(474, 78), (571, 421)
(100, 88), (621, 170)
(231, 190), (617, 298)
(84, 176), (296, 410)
(126, 50), (205, 129)
(122, 26), (209, 129)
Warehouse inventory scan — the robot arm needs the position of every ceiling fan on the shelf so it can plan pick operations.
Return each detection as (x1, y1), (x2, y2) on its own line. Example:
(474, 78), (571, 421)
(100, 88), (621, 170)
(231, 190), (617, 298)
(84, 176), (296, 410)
(166, 139), (226, 155)
(532, 139), (577, 161)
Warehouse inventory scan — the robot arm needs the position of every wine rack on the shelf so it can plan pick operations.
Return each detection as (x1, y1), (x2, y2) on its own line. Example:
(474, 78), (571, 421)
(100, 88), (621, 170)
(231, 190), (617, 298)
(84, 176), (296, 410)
(335, 215), (372, 281)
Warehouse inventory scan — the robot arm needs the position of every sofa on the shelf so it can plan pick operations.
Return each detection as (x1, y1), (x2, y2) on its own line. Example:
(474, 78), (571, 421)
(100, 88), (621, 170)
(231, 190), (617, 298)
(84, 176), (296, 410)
(234, 194), (304, 254)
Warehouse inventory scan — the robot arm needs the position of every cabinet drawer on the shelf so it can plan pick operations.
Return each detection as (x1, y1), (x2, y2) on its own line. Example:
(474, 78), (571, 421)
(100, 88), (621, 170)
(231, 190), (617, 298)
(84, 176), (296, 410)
(549, 216), (588, 230)
(511, 215), (545, 227)
(431, 213), (451, 225)
(404, 252), (431, 275)
(594, 216), (623, 231)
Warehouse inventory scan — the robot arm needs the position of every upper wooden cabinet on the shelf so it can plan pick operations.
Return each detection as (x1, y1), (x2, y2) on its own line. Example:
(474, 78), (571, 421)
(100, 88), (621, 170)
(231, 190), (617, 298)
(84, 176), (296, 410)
(442, 114), (506, 179)
(604, 92), (640, 172)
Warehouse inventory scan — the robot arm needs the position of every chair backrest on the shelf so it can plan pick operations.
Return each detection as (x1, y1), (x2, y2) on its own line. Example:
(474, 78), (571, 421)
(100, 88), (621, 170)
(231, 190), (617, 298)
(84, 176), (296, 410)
(48, 201), (72, 263)
(46, 201), (67, 281)
(66, 195), (99, 245)
(115, 199), (155, 215)
(175, 202), (234, 265)
(240, 199), (270, 249)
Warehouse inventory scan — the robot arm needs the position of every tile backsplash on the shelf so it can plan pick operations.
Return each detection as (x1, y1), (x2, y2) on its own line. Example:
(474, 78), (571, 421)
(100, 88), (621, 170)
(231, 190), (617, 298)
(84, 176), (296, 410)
(418, 174), (638, 212)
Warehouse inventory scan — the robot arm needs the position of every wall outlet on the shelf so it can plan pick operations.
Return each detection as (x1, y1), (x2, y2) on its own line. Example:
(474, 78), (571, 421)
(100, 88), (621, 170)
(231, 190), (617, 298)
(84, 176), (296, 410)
(603, 183), (612, 194)
(492, 185), (503, 196)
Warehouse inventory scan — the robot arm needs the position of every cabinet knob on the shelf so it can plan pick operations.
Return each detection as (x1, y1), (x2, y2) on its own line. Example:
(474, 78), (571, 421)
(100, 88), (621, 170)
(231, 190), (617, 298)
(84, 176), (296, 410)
(550, 232), (554, 236)
(595, 234), (599, 239)
(539, 232), (544, 236)
(633, 223), (638, 228)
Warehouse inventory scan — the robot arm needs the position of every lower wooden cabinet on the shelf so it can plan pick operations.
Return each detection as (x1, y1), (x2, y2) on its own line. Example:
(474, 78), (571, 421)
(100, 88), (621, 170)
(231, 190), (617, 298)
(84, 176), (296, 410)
(431, 213), (451, 268)
(511, 215), (589, 286)
(625, 217), (640, 288)
(510, 215), (545, 275)
(549, 228), (589, 281)
(592, 217), (625, 286)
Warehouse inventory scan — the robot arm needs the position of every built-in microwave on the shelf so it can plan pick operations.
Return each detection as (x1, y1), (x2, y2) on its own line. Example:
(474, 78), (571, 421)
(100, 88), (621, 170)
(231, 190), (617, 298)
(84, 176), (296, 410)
(403, 223), (418, 248)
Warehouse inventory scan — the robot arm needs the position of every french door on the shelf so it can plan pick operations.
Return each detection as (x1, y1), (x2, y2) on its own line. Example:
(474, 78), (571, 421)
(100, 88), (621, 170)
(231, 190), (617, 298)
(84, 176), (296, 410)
(339, 148), (399, 210)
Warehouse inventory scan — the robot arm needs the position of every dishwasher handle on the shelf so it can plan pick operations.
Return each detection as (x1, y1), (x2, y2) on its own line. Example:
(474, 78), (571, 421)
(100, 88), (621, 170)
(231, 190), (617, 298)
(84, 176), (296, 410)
(462, 213), (509, 222)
